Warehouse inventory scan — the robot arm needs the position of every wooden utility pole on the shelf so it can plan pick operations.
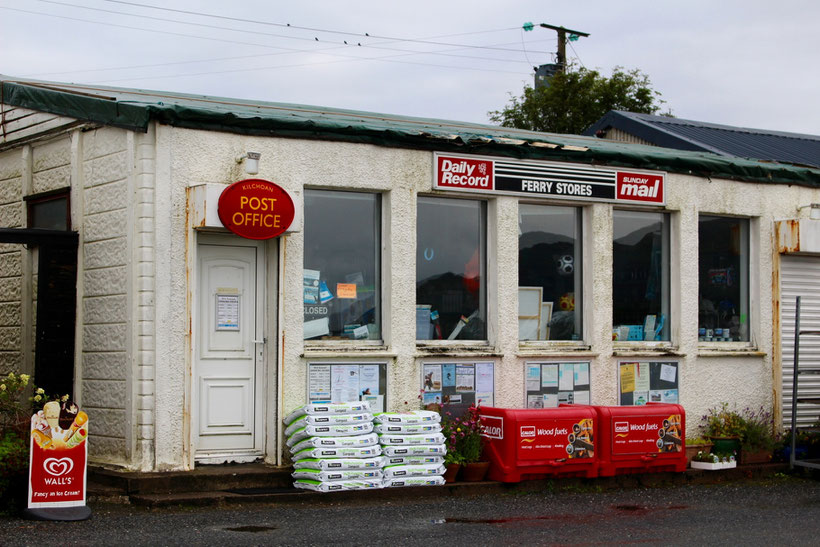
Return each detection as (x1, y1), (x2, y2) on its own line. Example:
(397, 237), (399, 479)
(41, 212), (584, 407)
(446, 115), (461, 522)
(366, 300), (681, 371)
(539, 23), (590, 72)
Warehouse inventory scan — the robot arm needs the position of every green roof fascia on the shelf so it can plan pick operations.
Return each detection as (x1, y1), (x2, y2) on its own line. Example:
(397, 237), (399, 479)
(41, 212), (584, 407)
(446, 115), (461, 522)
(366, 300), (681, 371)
(2, 77), (819, 188)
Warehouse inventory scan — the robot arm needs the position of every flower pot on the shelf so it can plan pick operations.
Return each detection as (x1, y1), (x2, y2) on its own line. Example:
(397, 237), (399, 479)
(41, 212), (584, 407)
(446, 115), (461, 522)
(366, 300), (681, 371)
(685, 442), (713, 464)
(461, 461), (490, 482)
(443, 463), (461, 483)
(691, 460), (736, 470)
(707, 436), (740, 455)
(740, 448), (771, 465)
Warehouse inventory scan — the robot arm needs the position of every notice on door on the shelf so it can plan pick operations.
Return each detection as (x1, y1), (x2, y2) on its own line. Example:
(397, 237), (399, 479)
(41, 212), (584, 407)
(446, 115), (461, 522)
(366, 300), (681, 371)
(216, 293), (240, 331)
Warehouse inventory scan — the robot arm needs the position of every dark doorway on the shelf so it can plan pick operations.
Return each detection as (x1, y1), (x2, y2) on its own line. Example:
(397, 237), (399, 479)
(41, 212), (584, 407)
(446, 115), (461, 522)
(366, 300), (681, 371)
(0, 228), (78, 397)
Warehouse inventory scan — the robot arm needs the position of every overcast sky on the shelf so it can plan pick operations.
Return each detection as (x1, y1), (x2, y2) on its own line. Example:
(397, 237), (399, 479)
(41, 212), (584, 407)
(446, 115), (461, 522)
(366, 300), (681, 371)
(2, 0), (818, 135)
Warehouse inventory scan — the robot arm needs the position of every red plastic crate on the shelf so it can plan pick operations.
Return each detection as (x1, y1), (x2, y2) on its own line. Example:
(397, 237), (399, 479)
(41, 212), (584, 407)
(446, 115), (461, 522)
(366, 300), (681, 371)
(592, 402), (686, 476)
(479, 406), (598, 483)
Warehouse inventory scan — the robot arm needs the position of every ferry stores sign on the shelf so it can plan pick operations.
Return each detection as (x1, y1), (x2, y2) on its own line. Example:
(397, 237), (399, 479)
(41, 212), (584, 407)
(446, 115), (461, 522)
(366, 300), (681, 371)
(435, 152), (665, 205)
(218, 179), (296, 239)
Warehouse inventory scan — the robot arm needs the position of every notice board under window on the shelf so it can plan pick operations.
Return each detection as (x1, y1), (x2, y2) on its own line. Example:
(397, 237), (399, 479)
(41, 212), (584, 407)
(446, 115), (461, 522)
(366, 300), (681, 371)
(525, 361), (591, 408)
(421, 361), (494, 417)
(307, 362), (387, 413)
(618, 361), (679, 405)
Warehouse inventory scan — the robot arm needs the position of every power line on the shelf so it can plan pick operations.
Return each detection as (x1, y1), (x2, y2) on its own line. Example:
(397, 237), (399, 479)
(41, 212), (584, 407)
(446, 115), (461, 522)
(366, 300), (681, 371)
(98, 0), (525, 51)
(37, 0), (530, 54)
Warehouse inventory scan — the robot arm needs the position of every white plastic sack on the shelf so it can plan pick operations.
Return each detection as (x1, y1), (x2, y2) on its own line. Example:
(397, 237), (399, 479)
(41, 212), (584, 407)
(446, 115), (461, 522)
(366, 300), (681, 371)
(284, 401), (372, 426)
(383, 475), (446, 488)
(292, 445), (382, 460)
(292, 468), (383, 481)
(285, 413), (374, 438)
(373, 410), (441, 425)
(378, 432), (445, 446)
(373, 422), (441, 435)
(294, 478), (383, 492)
(289, 432), (378, 455)
(293, 456), (384, 471)
(382, 463), (446, 479)
(381, 444), (446, 457)
(286, 422), (374, 447)
(382, 455), (445, 467)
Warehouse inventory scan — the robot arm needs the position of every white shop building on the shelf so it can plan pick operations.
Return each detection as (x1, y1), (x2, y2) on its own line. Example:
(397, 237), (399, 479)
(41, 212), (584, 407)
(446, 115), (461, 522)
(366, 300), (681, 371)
(1, 77), (819, 471)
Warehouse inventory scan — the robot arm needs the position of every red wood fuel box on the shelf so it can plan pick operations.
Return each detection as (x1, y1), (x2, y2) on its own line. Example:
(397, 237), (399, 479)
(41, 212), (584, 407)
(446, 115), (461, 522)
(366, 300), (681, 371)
(592, 402), (686, 476)
(479, 406), (598, 482)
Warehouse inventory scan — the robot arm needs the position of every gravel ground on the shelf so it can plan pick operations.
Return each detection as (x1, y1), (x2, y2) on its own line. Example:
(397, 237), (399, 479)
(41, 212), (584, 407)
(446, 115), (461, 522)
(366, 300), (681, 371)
(2, 475), (819, 546)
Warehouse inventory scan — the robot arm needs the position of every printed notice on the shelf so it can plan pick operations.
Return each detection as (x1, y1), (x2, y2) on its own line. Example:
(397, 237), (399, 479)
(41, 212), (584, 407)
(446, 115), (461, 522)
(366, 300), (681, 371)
(216, 294), (240, 330)
(308, 364), (331, 401)
(635, 363), (650, 392)
(558, 363), (574, 391)
(475, 362), (494, 394)
(660, 363), (677, 383)
(526, 365), (541, 391)
(542, 364), (558, 389)
(620, 363), (636, 393)
(456, 365), (475, 392)
(337, 283), (357, 299)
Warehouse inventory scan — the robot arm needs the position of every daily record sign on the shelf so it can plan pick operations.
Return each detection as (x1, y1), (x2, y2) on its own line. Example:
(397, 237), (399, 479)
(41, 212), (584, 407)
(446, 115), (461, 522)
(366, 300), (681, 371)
(435, 153), (665, 206)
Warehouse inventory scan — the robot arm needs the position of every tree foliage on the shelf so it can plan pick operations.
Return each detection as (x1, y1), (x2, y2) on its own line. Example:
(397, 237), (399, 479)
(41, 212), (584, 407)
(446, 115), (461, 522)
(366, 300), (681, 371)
(489, 65), (670, 134)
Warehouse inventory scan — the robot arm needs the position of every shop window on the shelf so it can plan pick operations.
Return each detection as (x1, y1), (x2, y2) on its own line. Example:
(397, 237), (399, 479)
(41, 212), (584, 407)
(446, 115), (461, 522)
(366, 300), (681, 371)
(518, 204), (582, 341)
(612, 210), (670, 342)
(303, 190), (381, 341)
(698, 216), (749, 342)
(416, 197), (486, 341)
(26, 190), (70, 230)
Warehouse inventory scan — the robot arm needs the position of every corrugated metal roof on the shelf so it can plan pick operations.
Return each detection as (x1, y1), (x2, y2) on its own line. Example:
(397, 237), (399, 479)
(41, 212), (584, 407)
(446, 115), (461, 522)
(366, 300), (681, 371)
(2, 76), (820, 188)
(585, 110), (820, 169)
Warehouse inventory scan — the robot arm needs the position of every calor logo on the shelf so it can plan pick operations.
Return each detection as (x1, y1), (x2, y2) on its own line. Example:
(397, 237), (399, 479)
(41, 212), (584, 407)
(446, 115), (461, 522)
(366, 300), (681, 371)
(43, 457), (74, 477)
(614, 421), (629, 434)
(520, 425), (536, 437)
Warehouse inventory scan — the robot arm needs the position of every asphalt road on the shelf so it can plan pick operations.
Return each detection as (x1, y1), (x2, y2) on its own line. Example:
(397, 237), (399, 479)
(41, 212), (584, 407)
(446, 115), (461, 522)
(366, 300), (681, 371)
(2, 475), (819, 546)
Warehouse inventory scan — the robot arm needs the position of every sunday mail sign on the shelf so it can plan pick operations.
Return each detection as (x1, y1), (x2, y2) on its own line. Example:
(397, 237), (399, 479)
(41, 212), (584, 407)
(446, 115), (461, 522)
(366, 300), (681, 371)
(435, 153), (665, 206)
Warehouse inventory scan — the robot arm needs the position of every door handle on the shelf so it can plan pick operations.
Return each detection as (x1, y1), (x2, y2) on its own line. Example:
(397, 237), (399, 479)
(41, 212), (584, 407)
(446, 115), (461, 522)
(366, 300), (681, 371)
(253, 338), (267, 344)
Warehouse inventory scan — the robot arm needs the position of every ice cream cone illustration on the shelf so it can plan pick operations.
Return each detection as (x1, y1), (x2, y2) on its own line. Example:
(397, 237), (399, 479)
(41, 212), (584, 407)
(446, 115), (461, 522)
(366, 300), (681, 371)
(43, 401), (60, 430)
(64, 411), (88, 442)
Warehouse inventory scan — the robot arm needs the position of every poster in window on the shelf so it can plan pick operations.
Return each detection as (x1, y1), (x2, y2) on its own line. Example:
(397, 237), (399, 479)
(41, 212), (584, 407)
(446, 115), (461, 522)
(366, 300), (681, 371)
(525, 362), (591, 409)
(618, 361), (679, 405)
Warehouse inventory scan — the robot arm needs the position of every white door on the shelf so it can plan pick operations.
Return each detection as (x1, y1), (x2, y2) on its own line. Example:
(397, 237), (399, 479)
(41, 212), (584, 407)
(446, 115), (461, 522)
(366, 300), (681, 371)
(195, 241), (265, 460)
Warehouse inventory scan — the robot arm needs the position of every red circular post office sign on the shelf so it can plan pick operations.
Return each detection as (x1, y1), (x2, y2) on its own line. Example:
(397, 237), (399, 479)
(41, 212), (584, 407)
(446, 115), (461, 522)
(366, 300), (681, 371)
(218, 179), (295, 240)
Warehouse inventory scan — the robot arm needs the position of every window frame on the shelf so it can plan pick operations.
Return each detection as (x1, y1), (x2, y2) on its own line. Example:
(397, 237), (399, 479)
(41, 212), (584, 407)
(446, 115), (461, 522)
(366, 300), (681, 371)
(302, 188), (384, 346)
(25, 188), (71, 230)
(415, 195), (488, 346)
(517, 202), (584, 345)
(611, 208), (672, 347)
(697, 214), (753, 347)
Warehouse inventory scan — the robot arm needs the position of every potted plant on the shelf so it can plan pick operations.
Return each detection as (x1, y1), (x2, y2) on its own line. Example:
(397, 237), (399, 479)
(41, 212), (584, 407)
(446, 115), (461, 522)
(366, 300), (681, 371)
(737, 405), (776, 465)
(690, 450), (736, 470)
(441, 405), (488, 482)
(440, 413), (465, 482)
(700, 402), (745, 455)
(684, 437), (714, 465)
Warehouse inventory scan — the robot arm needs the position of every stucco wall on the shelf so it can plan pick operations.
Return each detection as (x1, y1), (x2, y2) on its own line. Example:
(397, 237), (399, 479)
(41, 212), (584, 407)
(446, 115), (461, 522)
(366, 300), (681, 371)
(163, 125), (819, 468)
(5, 119), (817, 472)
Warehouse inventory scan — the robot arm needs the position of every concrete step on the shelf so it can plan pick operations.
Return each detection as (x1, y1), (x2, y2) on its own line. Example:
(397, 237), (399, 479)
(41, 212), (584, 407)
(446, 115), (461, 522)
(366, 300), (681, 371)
(88, 462), (293, 496)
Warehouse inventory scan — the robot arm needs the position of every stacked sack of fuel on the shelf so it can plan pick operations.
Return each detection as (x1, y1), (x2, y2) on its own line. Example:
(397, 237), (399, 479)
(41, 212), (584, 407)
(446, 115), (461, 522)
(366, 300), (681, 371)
(284, 401), (383, 492)
(375, 410), (447, 488)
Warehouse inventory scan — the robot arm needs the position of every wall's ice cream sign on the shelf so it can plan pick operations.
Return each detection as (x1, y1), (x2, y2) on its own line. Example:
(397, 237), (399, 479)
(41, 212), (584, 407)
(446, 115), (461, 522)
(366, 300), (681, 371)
(28, 400), (89, 510)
